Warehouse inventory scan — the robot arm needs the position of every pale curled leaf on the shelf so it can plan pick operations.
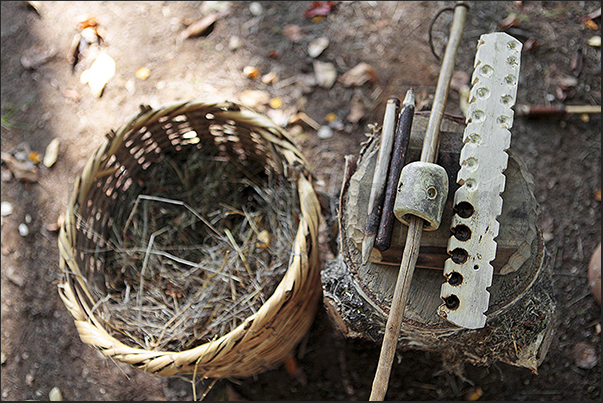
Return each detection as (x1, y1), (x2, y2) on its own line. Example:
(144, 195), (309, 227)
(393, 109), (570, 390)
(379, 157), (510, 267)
(338, 62), (378, 87)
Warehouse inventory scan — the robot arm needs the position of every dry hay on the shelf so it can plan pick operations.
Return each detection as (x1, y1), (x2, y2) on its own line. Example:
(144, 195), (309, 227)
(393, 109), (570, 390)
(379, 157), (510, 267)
(78, 149), (298, 352)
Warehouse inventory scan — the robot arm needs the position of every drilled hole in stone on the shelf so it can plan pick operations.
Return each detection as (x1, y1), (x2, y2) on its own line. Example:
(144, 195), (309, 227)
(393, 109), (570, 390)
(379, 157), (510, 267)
(505, 74), (517, 86)
(427, 186), (437, 199)
(501, 94), (513, 106)
(476, 87), (490, 99)
(451, 248), (469, 264)
(480, 64), (493, 77)
(464, 179), (477, 191)
(474, 265), (480, 271)
(444, 295), (460, 310)
(465, 157), (478, 172)
(507, 56), (519, 68)
(465, 133), (482, 144)
(472, 110), (485, 122)
(454, 201), (474, 218)
(448, 272), (463, 286)
(452, 224), (471, 241)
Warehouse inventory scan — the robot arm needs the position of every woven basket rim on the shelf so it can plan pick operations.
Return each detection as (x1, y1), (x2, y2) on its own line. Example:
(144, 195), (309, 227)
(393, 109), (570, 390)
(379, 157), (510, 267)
(57, 100), (322, 378)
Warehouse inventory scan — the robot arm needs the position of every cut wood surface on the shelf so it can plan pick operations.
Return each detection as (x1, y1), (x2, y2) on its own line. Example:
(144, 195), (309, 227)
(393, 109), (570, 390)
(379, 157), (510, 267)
(321, 112), (557, 372)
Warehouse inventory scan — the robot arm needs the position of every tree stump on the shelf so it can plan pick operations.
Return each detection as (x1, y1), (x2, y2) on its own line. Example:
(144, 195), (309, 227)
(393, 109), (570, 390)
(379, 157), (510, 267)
(321, 112), (557, 372)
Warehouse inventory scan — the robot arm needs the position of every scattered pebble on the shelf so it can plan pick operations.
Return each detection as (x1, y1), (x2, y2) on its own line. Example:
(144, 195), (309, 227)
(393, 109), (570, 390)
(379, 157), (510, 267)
(573, 341), (598, 369)
(1, 351), (6, 365)
(317, 125), (333, 139)
(25, 214), (32, 224)
(308, 37), (329, 58)
(1, 202), (13, 217)
(43, 138), (60, 168)
(18, 223), (29, 237)
(313, 60), (337, 89)
(25, 373), (34, 386)
(228, 35), (242, 51)
(80, 51), (116, 98)
(135, 67), (151, 80)
(49, 386), (63, 401)
(588, 243), (601, 304)
(249, 2), (263, 16)
(243, 65), (260, 79)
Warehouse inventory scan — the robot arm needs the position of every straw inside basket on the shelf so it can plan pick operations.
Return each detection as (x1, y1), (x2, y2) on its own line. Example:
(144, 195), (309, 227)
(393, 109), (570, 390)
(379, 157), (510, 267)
(72, 105), (300, 352)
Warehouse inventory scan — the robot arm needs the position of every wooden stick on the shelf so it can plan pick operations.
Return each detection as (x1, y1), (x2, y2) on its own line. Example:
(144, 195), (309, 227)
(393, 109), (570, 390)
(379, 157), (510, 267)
(361, 97), (400, 265)
(369, 2), (469, 400)
(515, 103), (601, 117)
(375, 89), (415, 252)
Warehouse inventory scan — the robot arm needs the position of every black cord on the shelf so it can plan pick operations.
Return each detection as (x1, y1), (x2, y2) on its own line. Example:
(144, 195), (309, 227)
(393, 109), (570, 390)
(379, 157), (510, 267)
(428, 6), (455, 62)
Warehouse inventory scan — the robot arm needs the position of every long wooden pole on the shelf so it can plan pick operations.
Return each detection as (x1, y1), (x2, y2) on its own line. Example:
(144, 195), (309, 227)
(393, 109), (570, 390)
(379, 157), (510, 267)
(369, 3), (469, 400)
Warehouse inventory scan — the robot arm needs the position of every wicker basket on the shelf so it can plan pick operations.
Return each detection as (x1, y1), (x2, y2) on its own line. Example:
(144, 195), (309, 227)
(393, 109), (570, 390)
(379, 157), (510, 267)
(57, 100), (322, 378)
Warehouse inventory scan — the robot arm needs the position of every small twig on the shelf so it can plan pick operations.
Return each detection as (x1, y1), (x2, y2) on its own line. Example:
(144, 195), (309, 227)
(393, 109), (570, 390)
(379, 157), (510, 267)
(375, 89), (415, 252)
(361, 97), (400, 265)
(137, 226), (169, 320)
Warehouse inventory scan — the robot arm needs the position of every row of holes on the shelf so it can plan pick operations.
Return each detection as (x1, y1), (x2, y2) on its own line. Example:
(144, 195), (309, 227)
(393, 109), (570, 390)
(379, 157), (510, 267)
(444, 201), (476, 310)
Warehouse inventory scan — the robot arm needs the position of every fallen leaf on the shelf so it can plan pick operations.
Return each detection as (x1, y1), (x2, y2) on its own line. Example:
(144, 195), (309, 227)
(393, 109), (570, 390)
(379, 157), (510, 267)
(308, 37), (329, 58)
(28, 151), (42, 165)
(338, 62), (378, 87)
(587, 36), (601, 47)
(282, 24), (304, 43)
(135, 67), (151, 80)
(77, 16), (99, 31)
(465, 386), (483, 401)
(269, 97), (282, 109)
(181, 13), (219, 39)
(498, 13), (520, 30)
(261, 71), (278, 85)
(583, 7), (601, 21)
(243, 65), (260, 79)
(304, 1), (338, 19)
(1, 151), (38, 183)
(284, 356), (299, 376)
(313, 60), (337, 88)
(80, 50), (115, 97)
(20, 44), (57, 70)
(325, 112), (337, 122)
(238, 89), (270, 108)
(43, 138), (60, 168)
(584, 19), (599, 30)
(256, 230), (271, 248)
(523, 37), (540, 51)
(346, 92), (366, 124)
(594, 189), (601, 202)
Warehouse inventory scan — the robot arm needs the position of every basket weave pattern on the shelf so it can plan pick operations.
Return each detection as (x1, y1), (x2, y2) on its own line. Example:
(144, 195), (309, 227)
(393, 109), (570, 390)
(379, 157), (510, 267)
(57, 101), (322, 378)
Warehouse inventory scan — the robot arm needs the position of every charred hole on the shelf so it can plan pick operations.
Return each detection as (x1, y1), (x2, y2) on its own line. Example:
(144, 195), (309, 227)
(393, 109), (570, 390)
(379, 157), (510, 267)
(452, 224), (471, 241)
(444, 295), (460, 310)
(450, 248), (469, 264)
(454, 201), (474, 218)
(448, 272), (463, 286)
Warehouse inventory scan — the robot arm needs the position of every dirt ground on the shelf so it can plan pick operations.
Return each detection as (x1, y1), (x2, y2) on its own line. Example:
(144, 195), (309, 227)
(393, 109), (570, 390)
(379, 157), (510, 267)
(1, 1), (600, 401)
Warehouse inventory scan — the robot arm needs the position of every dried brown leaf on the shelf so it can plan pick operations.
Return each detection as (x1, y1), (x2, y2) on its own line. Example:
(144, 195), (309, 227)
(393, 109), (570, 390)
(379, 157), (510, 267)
(181, 13), (219, 39)
(498, 13), (520, 30)
(1, 152), (38, 183)
(338, 62), (378, 87)
(282, 24), (304, 43)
